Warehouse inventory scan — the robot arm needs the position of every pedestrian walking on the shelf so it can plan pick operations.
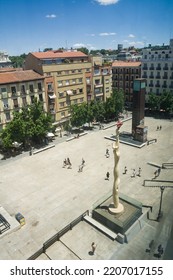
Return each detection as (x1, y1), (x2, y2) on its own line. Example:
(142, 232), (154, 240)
(78, 165), (83, 172)
(106, 171), (110, 180)
(105, 149), (110, 158)
(157, 167), (161, 176)
(137, 167), (142, 177)
(131, 169), (136, 178)
(62, 159), (67, 168)
(82, 158), (85, 166)
(91, 242), (97, 255)
(160, 125), (162, 130)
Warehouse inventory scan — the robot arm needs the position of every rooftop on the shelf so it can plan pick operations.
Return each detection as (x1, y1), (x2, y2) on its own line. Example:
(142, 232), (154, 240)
(31, 50), (88, 60)
(0, 70), (44, 84)
(112, 61), (141, 67)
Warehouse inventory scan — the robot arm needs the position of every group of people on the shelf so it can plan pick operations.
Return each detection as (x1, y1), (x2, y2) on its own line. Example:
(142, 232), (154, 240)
(62, 157), (72, 169)
(156, 125), (162, 130)
(123, 166), (142, 178)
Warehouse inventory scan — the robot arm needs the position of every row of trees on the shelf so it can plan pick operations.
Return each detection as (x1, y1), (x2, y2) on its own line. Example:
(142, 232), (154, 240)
(147, 92), (173, 114)
(70, 89), (124, 127)
(0, 99), (52, 151)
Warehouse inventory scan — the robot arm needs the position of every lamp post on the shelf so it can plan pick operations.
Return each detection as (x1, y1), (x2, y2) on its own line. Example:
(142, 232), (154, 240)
(157, 186), (165, 222)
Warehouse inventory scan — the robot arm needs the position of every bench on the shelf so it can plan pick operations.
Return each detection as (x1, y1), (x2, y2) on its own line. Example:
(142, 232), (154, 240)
(84, 215), (117, 240)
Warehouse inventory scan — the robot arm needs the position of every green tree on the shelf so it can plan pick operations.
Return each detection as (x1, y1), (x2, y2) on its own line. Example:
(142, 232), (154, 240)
(0, 99), (52, 151)
(112, 88), (124, 117)
(77, 47), (89, 55)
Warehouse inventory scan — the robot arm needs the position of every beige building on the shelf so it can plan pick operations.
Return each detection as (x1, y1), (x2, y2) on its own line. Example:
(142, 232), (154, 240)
(0, 69), (46, 130)
(91, 56), (112, 102)
(25, 50), (92, 124)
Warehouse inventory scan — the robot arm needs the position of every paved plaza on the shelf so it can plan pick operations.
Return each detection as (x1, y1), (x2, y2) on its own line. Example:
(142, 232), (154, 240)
(0, 116), (173, 260)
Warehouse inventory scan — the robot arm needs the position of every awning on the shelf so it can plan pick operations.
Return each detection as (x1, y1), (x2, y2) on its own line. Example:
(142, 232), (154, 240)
(48, 94), (56, 99)
(67, 90), (73, 95)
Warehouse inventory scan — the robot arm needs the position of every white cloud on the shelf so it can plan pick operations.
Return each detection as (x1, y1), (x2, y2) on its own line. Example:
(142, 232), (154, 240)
(73, 43), (96, 50)
(95, 0), (119, 5)
(123, 39), (129, 43)
(99, 32), (116, 36)
(46, 14), (57, 18)
(128, 34), (135, 38)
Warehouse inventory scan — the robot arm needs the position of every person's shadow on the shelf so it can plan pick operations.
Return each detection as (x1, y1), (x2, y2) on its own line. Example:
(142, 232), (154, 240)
(88, 251), (94, 255)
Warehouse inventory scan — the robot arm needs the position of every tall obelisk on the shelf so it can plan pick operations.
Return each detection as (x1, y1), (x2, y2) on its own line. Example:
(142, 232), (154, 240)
(109, 121), (124, 214)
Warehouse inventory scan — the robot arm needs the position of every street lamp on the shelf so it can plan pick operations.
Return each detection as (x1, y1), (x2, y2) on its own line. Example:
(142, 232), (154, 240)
(157, 186), (165, 222)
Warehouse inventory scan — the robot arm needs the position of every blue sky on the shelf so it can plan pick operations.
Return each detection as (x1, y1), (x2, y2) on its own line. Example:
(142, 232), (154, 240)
(0, 0), (173, 55)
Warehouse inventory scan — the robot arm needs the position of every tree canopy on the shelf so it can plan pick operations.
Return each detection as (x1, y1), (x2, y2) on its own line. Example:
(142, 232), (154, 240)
(70, 89), (124, 127)
(0, 98), (52, 151)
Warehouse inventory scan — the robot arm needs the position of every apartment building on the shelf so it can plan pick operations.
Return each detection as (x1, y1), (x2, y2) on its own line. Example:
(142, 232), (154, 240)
(141, 39), (173, 101)
(0, 70), (46, 130)
(0, 51), (12, 68)
(91, 56), (112, 102)
(25, 50), (92, 124)
(112, 61), (141, 107)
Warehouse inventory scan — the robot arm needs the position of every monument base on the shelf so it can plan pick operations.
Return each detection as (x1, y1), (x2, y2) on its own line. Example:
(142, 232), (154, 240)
(92, 193), (142, 234)
(108, 203), (124, 214)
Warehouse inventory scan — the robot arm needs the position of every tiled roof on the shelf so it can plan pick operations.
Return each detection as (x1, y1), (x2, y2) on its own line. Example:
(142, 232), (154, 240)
(0, 70), (44, 84)
(112, 61), (141, 67)
(31, 50), (88, 59)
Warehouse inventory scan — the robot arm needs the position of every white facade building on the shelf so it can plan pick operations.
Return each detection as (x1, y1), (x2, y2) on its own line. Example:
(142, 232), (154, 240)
(141, 39), (173, 101)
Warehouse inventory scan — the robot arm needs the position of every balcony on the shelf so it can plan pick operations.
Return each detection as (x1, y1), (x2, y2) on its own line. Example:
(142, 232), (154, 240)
(149, 75), (154, 79)
(163, 67), (168, 70)
(149, 84), (154, 87)
(142, 75), (147, 78)
(156, 75), (161, 79)
(155, 84), (160, 88)
(169, 85), (173, 89)
(162, 76), (168, 79)
(149, 67), (154, 70)
(170, 76), (173, 79)
(94, 84), (103, 88)
(142, 66), (148, 70)
(162, 85), (167, 88)
(156, 67), (161, 70)
(3, 104), (10, 110)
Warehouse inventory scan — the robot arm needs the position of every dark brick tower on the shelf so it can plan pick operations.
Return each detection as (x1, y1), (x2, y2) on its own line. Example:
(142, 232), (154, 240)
(132, 79), (148, 142)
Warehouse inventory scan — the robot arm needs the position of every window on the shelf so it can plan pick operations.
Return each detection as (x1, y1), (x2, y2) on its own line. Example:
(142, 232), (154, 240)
(72, 79), (76, 84)
(3, 99), (9, 108)
(65, 70), (69, 75)
(94, 69), (100, 75)
(11, 86), (16, 95)
(61, 111), (65, 117)
(22, 97), (27, 106)
(57, 71), (62, 75)
(5, 112), (11, 121)
(74, 99), (78, 104)
(79, 88), (83, 93)
(13, 98), (19, 108)
(80, 98), (84, 103)
(46, 72), (51, 76)
(65, 80), (70, 85)
(47, 83), (53, 91)
(59, 102), (64, 107)
(59, 92), (64, 98)
(29, 84), (34, 93)
(78, 69), (82, 73)
(31, 96), (35, 103)
(21, 85), (26, 94)
(73, 90), (77, 95)
(78, 78), (82, 83)
(38, 82), (42, 91)
(39, 94), (43, 101)
(58, 80), (63, 86)
(1, 87), (6, 93)
(71, 70), (76, 74)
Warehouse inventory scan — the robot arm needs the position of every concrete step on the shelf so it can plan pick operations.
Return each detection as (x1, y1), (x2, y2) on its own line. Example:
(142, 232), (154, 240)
(84, 215), (117, 240)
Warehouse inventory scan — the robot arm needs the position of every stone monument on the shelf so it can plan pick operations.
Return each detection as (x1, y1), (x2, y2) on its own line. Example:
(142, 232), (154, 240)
(109, 120), (124, 214)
